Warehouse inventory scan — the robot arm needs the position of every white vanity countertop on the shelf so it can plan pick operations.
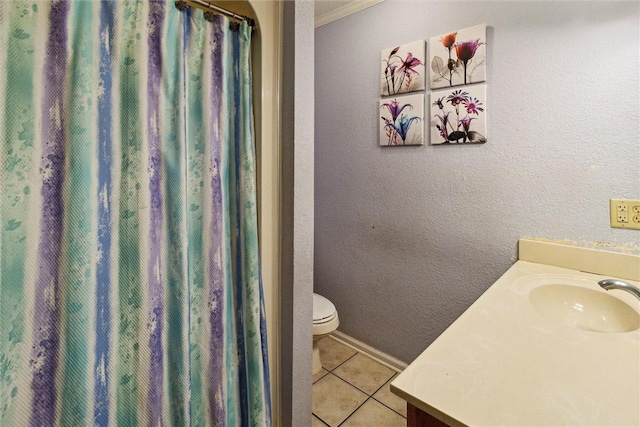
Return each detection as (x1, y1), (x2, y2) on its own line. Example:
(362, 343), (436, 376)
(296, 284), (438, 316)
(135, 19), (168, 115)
(391, 240), (640, 427)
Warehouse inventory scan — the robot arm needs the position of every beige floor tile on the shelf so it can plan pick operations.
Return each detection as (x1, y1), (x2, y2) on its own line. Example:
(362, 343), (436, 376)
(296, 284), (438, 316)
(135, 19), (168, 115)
(341, 398), (406, 427)
(312, 414), (328, 427)
(333, 353), (395, 395)
(313, 368), (329, 384)
(373, 374), (407, 417)
(312, 374), (368, 426)
(318, 337), (357, 371)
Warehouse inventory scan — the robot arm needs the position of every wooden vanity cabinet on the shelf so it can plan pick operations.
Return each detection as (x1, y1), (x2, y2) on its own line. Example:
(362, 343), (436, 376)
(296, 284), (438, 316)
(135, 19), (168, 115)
(407, 403), (450, 427)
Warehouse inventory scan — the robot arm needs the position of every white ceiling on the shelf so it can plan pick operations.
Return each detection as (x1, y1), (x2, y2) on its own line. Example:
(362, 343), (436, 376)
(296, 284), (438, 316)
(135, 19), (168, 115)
(314, 0), (385, 27)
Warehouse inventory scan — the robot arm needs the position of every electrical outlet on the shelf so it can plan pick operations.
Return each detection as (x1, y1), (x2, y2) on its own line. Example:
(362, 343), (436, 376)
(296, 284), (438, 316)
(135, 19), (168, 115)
(616, 204), (628, 222)
(616, 202), (629, 222)
(610, 199), (640, 230)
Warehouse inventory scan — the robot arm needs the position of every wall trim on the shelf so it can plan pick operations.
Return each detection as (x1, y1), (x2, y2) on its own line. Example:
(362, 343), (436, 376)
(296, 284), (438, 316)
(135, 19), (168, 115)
(315, 0), (385, 28)
(332, 330), (408, 372)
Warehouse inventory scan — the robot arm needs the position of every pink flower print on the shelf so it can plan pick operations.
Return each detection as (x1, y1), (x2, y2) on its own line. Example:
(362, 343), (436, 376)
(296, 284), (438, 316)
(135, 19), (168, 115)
(462, 97), (484, 114)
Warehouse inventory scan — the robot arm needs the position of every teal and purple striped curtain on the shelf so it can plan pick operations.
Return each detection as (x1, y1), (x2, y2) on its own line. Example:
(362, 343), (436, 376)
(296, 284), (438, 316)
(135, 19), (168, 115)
(0, 0), (271, 425)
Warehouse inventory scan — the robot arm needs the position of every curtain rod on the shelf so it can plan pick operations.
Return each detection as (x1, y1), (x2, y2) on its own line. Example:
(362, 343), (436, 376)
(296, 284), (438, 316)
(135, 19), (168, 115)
(175, 0), (256, 28)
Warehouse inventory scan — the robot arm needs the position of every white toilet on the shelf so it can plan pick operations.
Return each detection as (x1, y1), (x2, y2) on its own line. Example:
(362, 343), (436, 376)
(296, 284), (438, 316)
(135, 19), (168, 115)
(313, 293), (339, 375)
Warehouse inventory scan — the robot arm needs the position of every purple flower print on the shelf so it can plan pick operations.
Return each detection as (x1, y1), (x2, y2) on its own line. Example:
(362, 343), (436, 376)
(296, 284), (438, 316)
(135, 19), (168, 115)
(432, 97), (445, 110)
(380, 99), (413, 123)
(435, 112), (450, 131)
(431, 28), (486, 88)
(383, 46), (424, 95)
(462, 97), (484, 114)
(382, 116), (399, 145)
(459, 116), (475, 134)
(380, 99), (420, 145)
(454, 39), (483, 62)
(433, 87), (486, 144)
(434, 112), (451, 142)
(396, 52), (423, 92)
(399, 52), (423, 76)
(384, 114), (421, 145)
(456, 115), (477, 143)
(454, 39), (484, 84)
(444, 90), (469, 142)
(382, 47), (401, 95)
(446, 90), (469, 106)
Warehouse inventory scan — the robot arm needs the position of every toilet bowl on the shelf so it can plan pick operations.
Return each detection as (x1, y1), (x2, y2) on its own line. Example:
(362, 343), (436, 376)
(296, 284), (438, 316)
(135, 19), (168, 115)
(313, 293), (339, 375)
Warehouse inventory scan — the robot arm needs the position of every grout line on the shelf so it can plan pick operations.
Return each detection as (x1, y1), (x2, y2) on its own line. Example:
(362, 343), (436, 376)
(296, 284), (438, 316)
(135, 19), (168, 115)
(327, 355), (400, 416)
(312, 414), (331, 427)
(368, 372), (396, 396)
(332, 366), (395, 398)
(327, 349), (358, 372)
(329, 345), (396, 397)
(324, 341), (396, 397)
(313, 338), (407, 425)
(325, 371), (362, 390)
(369, 374), (407, 418)
(323, 372), (370, 426)
(371, 395), (407, 419)
(336, 396), (372, 427)
(312, 369), (329, 385)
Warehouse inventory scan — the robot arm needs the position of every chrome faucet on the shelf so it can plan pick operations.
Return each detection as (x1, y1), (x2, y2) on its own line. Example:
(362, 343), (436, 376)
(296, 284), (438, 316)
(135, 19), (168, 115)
(598, 279), (640, 300)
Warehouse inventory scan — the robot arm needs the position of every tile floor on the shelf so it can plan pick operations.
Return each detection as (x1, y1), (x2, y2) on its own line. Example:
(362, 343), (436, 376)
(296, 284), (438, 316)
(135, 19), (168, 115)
(312, 336), (407, 426)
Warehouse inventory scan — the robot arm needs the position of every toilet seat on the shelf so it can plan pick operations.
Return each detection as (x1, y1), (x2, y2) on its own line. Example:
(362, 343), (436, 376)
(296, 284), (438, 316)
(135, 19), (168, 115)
(314, 311), (337, 324)
(313, 293), (337, 324)
(312, 293), (340, 375)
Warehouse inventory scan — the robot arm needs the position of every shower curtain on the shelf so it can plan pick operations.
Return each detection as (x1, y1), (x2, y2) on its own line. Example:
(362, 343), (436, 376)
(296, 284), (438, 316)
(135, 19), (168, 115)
(0, 0), (271, 425)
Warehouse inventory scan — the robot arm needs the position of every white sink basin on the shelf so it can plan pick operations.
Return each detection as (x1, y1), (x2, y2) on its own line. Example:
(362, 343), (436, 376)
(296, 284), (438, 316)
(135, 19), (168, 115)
(529, 284), (640, 333)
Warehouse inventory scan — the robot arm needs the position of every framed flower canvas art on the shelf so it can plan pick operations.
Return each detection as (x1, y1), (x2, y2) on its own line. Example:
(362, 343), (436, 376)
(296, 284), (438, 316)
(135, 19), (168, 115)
(380, 40), (426, 96)
(380, 94), (424, 146)
(430, 85), (486, 145)
(429, 24), (486, 89)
